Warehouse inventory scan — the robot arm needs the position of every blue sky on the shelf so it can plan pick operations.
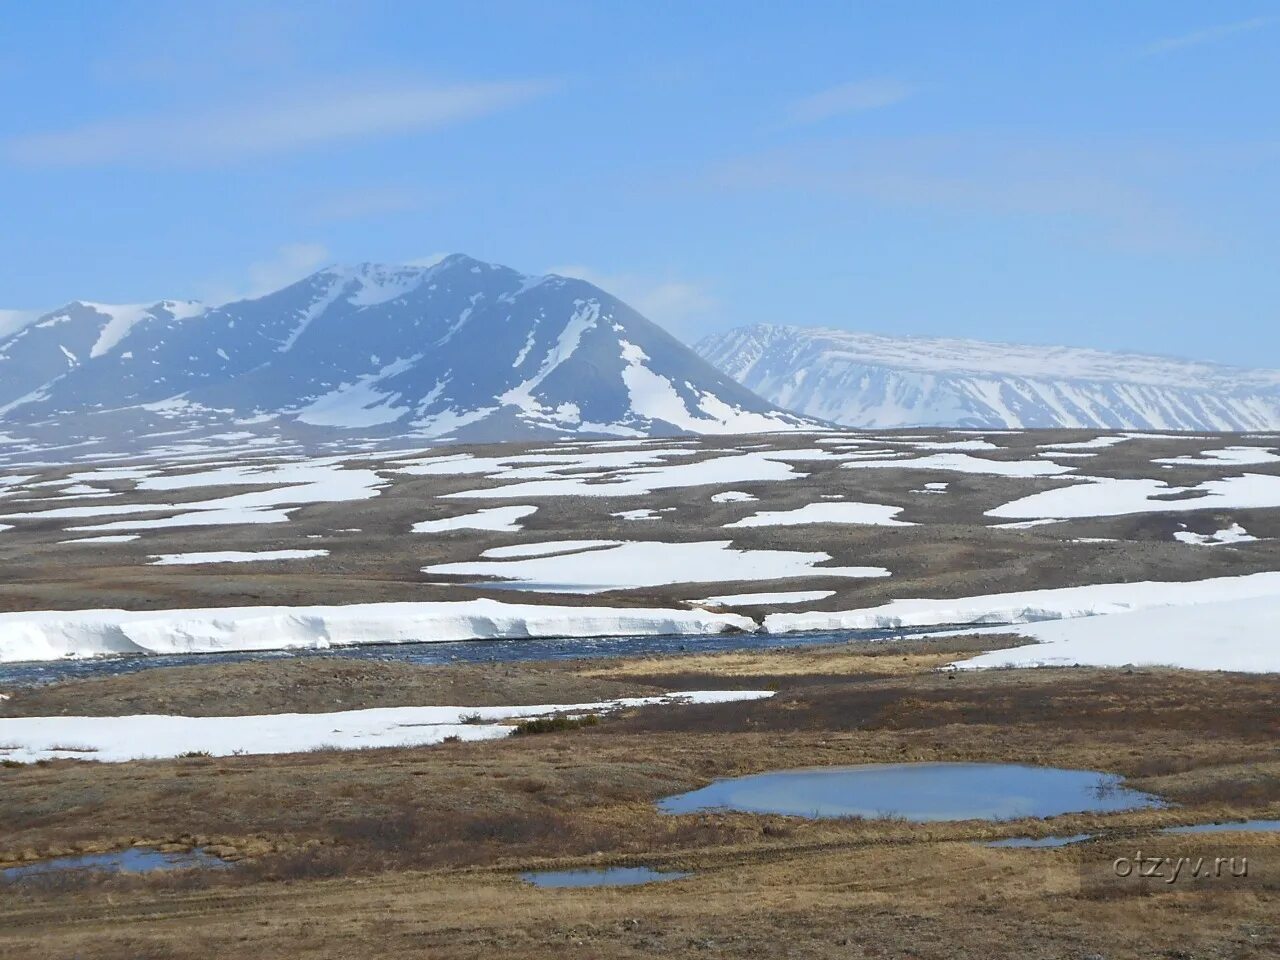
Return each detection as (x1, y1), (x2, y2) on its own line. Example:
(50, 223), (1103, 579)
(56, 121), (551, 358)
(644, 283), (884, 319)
(1, 1), (1277, 364)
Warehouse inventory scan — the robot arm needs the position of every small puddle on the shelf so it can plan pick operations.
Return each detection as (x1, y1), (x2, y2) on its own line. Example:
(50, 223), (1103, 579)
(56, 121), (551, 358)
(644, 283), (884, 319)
(2, 847), (232, 881)
(985, 834), (1095, 848)
(521, 866), (691, 888)
(1161, 819), (1280, 835)
(659, 762), (1164, 822)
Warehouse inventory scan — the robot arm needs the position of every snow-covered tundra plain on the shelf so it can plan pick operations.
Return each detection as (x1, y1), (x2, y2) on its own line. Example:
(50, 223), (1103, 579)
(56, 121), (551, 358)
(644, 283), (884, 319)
(1, 429), (1279, 672)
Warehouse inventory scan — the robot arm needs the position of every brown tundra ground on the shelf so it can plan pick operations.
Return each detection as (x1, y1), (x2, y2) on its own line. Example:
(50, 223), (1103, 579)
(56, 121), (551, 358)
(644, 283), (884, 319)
(3, 635), (1278, 960)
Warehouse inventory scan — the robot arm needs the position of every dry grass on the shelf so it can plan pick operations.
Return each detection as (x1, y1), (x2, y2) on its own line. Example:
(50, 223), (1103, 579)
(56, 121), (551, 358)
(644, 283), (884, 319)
(1, 658), (664, 718)
(2, 643), (1279, 958)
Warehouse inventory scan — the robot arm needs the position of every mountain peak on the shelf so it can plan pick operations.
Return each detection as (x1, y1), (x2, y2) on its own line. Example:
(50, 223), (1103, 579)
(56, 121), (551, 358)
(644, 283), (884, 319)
(0, 255), (815, 446)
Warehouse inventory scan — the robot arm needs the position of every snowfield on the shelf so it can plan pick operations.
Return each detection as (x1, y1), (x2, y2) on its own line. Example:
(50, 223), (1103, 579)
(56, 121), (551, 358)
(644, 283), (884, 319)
(148, 549), (329, 565)
(692, 590), (836, 607)
(1173, 523), (1259, 546)
(986, 473), (1280, 520)
(951, 596), (1280, 673)
(725, 501), (912, 528)
(412, 505), (537, 533)
(0, 600), (754, 663)
(0, 690), (776, 764)
(423, 539), (890, 594)
(842, 453), (1077, 477)
(763, 572), (1280, 633)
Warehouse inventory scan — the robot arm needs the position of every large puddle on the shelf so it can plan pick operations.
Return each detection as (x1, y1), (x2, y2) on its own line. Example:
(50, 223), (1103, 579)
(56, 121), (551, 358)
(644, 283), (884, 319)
(2, 847), (231, 881)
(659, 762), (1165, 822)
(521, 866), (690, 888)
(984, 833), (1094, 848)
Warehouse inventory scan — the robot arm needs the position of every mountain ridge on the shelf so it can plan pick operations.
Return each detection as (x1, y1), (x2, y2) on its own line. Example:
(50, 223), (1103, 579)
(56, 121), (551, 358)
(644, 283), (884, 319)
(0, 255), (814, 447)
(696, 324), (1280, 431)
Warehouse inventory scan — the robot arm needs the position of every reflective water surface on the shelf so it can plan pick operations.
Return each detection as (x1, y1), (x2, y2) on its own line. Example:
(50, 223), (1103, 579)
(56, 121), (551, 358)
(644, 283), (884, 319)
(985, 834), (1095, 848)
(521, 866), (691, 888)
(0, 627), (916, 687)
(2, 846), (232, 880)
(659, 762), (1165, 822)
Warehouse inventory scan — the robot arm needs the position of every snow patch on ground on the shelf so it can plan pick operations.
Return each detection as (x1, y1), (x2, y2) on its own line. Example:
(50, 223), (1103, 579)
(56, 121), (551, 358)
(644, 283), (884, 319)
(693, 590), (836, 607)
(148, 549), (329, 565)
(711, 490), (757, 503)
(612, 508), (658, 520)
(764, 572), (1280, 633)
(1173, 522), (1258, 546)
(843, 453), (1077, 478)
(987, 473), (1280, 520)
(44, 462), (387, 533)
(446, 452), (808, 500)
(424, 539), (889, 594)
(1036, 436), (1129, 450)
(480, 540), (622, 559)
(1153, 446), (1280, 467)
(0, 691), (775, 764)
(911, 482), (949, 494)
(952, 596), (1280, 673)
(725, 501), (912, 528)
(412, 505), (537, 533)
(58, 535), (141, 544)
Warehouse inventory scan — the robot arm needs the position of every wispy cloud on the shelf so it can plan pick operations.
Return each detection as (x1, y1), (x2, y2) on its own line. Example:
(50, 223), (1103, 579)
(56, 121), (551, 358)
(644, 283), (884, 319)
(0, 308), (44, 339)
(1142, 15), (1278, 55)
(311, 185), (432, 222)
(246, 242), (331, 296)
(5, 79), (556, 167)
(783, 79), (914, 127)
(713, 137), (1208, 254)
(547, 264), (718, 336)
(404, 252), (451, 268)
(198, 242), (331, 304)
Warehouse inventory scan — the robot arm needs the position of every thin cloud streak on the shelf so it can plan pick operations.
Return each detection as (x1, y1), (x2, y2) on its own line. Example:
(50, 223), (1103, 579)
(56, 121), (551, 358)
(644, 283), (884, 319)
(712, 137), (1209, 255)
(547, 264), (718, 337)
(197, 242), (331, 305)
(311, 185), (433, 222)
(1143, 15), (1278, 55)
(784, 79), (914, 126)
(4, 79), (557, 167)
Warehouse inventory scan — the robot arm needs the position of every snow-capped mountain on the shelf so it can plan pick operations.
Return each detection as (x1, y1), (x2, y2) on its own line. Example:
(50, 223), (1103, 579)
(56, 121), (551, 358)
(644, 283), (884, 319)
(0, 256), (811, 446)
(696, 325), (1280, 431)
(0, 300), (204, 415)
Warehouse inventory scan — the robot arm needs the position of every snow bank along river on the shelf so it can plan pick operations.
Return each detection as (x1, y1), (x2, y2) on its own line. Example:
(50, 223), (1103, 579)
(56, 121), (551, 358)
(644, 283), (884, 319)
(1, 571), (1278, 677)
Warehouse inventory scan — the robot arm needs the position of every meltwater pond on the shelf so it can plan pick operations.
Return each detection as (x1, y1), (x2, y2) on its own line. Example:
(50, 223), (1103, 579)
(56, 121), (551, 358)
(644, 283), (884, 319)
(2, 847), (231, 881)
(659, 762), (1165, 822)
(521, 867), (691, 888)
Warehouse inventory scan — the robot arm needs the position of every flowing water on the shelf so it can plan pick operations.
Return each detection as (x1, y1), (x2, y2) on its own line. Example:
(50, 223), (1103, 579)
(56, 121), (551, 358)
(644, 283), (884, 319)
(0, 626), (926, 687)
